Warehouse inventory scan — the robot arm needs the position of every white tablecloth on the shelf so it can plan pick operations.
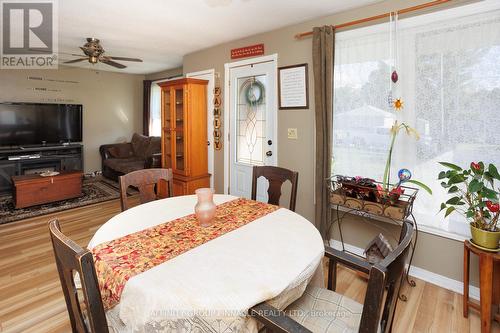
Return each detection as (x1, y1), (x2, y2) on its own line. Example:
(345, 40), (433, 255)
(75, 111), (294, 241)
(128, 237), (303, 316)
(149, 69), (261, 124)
(88, 195), (324, 332)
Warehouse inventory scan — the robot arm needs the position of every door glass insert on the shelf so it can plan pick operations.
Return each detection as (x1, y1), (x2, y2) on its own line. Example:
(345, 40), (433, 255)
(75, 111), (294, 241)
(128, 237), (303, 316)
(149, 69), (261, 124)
(236, 75), (267, 165)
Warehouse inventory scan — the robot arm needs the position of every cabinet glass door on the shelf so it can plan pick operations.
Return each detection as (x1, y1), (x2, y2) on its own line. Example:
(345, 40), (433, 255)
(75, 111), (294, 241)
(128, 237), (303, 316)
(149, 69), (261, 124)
(172, 86), (186, 173)
(162, 88), (172, 168)
(174, 130), (185, 171)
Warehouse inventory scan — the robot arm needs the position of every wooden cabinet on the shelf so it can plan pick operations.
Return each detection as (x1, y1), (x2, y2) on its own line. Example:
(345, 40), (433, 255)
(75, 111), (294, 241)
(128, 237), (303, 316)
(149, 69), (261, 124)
(159, 78), (210, 196)
(12, 171), (83, 208)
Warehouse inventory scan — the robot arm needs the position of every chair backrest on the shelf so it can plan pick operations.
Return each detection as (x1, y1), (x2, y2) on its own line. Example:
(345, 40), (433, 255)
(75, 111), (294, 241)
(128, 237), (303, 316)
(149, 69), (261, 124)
(251, 166), (299, 211)
(48, 220), (108, 333)
(359, 220), (415, 333)
(119, 168), (174, 211)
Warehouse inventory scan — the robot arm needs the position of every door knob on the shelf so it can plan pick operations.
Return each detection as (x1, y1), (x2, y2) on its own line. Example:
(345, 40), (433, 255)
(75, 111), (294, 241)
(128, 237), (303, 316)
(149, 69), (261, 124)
(267, 140), (272, 146)
(266, 151), (272, 157)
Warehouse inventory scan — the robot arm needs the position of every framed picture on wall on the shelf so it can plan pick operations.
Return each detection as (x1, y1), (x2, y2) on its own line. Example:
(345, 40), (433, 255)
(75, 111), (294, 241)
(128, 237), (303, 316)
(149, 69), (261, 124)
(278, 63), (309, 109)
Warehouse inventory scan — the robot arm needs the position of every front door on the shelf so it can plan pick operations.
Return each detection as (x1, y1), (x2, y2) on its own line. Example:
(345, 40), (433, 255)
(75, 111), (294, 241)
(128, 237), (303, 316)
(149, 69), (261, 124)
(228, 60), (277, 200)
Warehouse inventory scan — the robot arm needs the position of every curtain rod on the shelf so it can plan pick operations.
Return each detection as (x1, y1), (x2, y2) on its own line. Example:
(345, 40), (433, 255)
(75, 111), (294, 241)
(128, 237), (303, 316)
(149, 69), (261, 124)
(294, 0), (452, 39)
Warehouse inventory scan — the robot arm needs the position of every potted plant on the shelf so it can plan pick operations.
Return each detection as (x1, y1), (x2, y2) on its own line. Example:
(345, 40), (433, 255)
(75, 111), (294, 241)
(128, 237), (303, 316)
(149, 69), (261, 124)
(377, 120), (432, 201)
(331, 120), (432, 220)
(438, 161), (500, 250)
(337, 176), (377, 201)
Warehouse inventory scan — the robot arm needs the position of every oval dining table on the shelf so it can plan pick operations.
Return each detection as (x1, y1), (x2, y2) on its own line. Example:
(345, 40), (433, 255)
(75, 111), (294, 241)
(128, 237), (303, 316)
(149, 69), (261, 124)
(87, 194), (324, 332)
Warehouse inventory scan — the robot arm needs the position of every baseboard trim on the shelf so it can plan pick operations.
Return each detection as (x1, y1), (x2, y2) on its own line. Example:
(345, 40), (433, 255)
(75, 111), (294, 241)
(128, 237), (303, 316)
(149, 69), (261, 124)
(329, 240), (480, 301)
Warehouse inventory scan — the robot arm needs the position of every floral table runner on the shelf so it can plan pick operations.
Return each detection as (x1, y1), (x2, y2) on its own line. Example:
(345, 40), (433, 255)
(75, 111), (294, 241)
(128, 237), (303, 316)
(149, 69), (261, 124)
(92, 198), (279, 309)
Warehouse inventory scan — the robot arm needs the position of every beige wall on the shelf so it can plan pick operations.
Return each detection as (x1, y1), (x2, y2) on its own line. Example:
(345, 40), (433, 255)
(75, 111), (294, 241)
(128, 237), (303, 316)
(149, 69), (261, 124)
(333, 215), (480, 287)
(182, 0), (480, 286)
(0, 66), (144, 172)
(145, 67), (183, 81)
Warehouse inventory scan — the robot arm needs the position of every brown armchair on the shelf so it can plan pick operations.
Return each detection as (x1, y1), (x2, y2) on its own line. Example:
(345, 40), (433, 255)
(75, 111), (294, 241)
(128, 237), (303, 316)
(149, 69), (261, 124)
(100, 133), (162, 181)
(250, 220), (415, 333)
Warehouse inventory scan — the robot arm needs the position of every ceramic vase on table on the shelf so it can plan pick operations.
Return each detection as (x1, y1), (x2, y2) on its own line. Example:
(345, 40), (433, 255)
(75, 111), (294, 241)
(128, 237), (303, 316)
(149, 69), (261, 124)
(195, 188), (216, 227)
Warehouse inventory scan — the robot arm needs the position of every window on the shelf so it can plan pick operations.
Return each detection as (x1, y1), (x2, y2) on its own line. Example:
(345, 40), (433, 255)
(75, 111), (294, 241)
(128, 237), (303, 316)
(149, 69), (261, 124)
(149, 82), (162, 136)
(333, 1), (500, 238)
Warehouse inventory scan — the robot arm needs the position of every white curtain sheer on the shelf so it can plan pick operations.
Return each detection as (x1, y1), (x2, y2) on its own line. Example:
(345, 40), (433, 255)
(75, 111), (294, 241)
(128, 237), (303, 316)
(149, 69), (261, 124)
(149, 83), (162, 136)
(333, 1), (500, 238)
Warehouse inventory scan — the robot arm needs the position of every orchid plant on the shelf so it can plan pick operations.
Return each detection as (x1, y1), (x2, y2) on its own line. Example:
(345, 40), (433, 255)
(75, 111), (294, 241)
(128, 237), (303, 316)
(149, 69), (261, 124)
(379, 120), (432, 197)
(439, 161), (500, 232)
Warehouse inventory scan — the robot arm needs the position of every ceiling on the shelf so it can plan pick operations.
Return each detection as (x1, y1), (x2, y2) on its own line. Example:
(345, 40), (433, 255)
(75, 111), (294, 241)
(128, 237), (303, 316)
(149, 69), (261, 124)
(58, 0), (382, 74)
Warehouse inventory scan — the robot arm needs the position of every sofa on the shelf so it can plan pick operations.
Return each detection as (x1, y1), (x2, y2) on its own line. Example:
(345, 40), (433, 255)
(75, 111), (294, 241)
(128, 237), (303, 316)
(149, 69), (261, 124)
(100, 133), (162, 181)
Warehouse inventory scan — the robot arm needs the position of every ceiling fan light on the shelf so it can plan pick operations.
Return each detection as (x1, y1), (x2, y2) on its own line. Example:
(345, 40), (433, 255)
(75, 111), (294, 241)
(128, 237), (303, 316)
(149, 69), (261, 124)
(68, 38), (142, 70)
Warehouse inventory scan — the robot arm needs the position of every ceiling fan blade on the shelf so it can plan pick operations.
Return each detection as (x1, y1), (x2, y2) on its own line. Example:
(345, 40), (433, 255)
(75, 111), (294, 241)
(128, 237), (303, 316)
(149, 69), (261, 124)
(101, 58), (126, 69)
(64, 58), (88, 64)
(28, 48), (51, 53)
(108, 56), (143, 62)
(56, 52), (84, 57)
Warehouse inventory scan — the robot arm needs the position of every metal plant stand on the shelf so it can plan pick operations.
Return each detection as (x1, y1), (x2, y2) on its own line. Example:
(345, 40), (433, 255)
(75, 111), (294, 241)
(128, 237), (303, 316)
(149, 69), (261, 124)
(327, 176), (420, 301)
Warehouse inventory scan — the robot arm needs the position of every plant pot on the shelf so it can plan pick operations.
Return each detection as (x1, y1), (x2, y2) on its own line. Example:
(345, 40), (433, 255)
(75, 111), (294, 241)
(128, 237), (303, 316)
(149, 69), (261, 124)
(470, 224), (500, 250)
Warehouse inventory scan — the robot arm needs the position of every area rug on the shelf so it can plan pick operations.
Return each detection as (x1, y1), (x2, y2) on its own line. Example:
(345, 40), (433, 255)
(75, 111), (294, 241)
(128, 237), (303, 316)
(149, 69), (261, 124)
(0, 177), (121, 224)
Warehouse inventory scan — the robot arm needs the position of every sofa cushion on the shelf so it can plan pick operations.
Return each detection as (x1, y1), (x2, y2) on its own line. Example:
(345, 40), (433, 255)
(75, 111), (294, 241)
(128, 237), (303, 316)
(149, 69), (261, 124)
(146, 136), (161, 157)
(285, 285), (365, 333)
(104, 158), (145, 174)
(108, 144), (134, 158)
(131, 133), (151, 159)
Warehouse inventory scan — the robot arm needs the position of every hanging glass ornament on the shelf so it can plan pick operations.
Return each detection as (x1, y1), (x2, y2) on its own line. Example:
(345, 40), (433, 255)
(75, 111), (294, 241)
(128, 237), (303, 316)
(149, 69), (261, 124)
(391, 70), (398, 83)
(393, 98), (404, 111)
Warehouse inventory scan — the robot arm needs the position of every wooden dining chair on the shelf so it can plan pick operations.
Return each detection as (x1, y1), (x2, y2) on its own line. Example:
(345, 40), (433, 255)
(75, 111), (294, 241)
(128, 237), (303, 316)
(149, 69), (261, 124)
(119, 168), (174, 211)
(250, 220), (415, 333)
(49, 219), (109, 333)
(251, 166), (299, 211)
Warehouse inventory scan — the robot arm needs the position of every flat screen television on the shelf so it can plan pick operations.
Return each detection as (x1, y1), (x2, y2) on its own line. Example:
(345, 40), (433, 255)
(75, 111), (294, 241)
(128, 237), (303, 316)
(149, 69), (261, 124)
(0, 102), (82, 147)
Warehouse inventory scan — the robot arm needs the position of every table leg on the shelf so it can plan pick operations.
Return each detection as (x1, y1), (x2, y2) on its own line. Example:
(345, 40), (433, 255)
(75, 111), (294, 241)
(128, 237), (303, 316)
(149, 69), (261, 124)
(463, 244), (470, 318)
(479, 255), (493, 333)
(494, 261), (500, 323)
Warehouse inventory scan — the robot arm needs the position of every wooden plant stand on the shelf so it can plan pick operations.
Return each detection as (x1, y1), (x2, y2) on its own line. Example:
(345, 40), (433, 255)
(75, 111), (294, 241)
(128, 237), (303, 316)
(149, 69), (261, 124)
(327, 176), (419, 301)
(463, 240), (500, 333)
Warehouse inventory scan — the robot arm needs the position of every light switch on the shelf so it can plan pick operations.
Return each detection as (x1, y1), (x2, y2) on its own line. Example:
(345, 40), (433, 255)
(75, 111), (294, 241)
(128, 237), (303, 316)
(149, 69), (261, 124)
(287, 128), (298, 139)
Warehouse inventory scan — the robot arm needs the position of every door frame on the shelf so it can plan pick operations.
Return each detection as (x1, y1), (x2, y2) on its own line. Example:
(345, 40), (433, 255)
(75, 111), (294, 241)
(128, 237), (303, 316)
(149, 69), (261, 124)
(223, 54), (278, 194)
(186, 68), (215, 189)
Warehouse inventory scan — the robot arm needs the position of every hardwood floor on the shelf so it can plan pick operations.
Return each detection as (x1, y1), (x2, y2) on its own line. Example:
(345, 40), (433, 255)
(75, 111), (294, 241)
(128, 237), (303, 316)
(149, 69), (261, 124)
(0, 198), (498, 333)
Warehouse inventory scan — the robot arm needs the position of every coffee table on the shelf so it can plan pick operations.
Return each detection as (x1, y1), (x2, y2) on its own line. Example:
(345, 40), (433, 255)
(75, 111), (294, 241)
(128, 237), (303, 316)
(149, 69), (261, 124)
(12, 171), (83, 209)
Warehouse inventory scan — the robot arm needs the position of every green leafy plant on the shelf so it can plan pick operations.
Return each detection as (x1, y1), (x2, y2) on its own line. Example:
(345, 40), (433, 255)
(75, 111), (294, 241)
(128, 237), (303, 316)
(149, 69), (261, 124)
(438, 161), (500, 231)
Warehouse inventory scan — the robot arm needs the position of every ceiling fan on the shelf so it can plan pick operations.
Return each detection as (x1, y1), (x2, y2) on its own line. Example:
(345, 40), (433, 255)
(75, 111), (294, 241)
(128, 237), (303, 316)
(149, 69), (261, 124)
(64, 38), (143, 69)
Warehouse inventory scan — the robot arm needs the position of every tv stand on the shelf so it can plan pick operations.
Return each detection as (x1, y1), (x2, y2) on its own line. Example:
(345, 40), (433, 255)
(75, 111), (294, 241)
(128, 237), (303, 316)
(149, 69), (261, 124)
(0, 144), (83, 194)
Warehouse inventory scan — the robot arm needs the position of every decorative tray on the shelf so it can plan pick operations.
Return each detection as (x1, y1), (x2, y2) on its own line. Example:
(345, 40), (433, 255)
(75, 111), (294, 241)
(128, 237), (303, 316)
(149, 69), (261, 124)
(40, 171), (60, 177)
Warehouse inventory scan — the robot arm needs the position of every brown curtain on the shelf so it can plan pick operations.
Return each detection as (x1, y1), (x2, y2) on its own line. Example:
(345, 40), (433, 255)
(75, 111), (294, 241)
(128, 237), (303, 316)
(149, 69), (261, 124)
(143, 80), (152, 136)
(312, 26), (334, 239)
